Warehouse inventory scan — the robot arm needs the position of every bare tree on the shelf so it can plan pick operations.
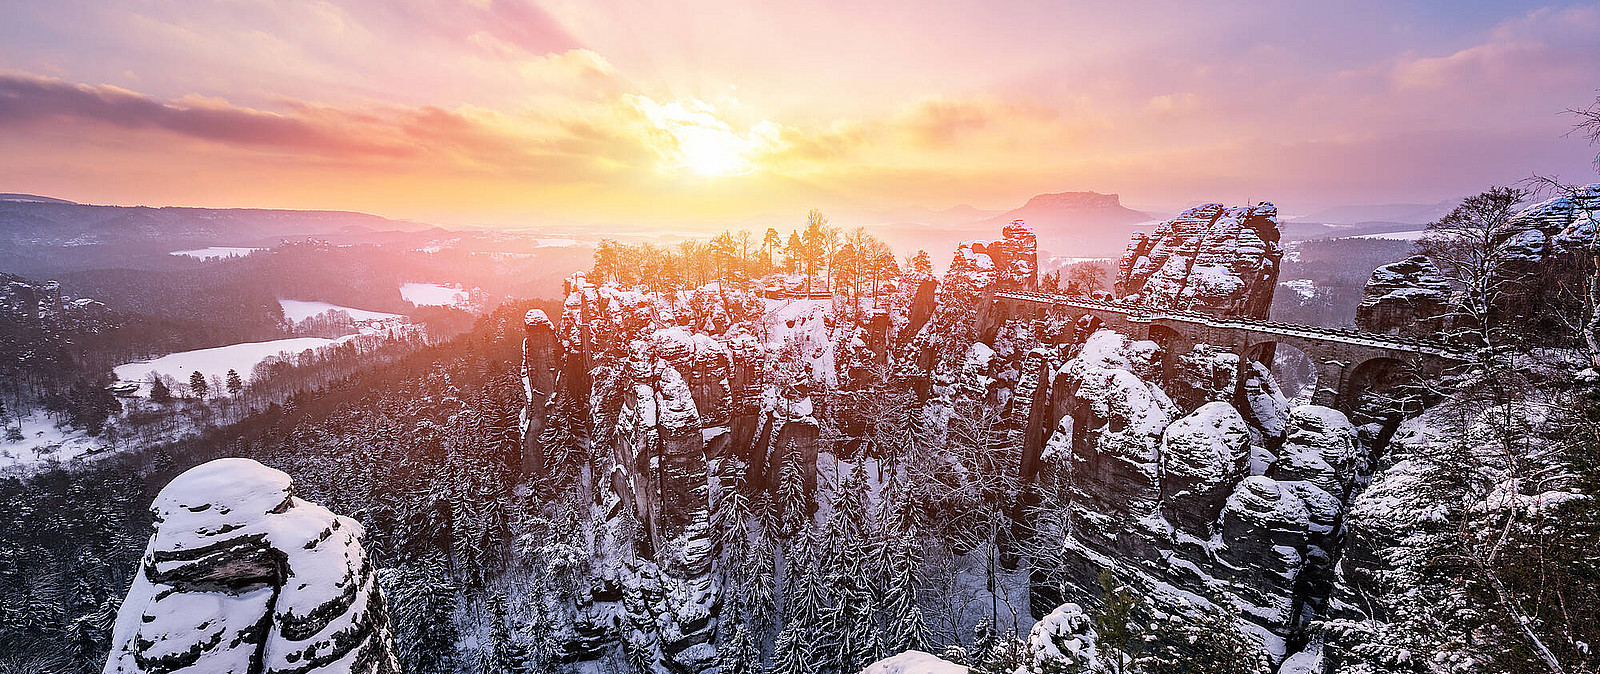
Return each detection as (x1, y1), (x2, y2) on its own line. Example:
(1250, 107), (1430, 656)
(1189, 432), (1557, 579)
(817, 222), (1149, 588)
(1416, 186), (1530, 348)
(1567, 93), (1600, 171)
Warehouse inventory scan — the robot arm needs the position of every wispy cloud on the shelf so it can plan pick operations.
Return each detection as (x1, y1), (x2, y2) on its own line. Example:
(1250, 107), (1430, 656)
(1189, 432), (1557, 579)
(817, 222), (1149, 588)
(0, 1), (1597, 223)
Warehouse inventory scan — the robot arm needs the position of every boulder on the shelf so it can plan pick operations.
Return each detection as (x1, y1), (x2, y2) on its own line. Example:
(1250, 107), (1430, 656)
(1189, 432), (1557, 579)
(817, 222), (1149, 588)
(1159, 402), (1251, 536)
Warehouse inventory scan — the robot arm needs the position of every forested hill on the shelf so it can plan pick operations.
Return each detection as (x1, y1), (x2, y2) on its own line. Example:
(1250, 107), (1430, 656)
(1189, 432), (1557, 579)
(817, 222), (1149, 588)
(0, 300), (554, 672)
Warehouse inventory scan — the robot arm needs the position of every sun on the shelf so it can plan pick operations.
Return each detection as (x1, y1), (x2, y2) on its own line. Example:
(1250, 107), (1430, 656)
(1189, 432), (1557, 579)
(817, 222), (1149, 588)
(674, 125), (756, 178)
(632, 95), (782, 178)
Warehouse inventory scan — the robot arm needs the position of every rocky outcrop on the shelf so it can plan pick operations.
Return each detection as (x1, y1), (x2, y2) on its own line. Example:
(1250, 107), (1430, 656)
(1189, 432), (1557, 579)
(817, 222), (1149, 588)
(1160, 402), (1251, 535)
(1115, 203), (1283, 318)
(1353, 255), (1452, 337)
(104, 458), (399, 674)
(1055, 330), (1172, 540)
(1030, 323), (1368, 662)
(1502, 183), (1600, 261)
(522, 309), (559, 473)
(951, 220), (1038, 292)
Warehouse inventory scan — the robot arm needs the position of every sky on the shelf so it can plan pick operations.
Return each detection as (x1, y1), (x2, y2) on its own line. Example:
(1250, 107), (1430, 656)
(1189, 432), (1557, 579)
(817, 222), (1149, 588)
(1, 0), (1598, 229)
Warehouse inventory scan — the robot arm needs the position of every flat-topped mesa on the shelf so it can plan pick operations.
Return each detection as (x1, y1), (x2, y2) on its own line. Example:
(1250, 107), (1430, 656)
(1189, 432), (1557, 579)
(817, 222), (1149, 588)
(950, 220), (1039, 292)
(1114, 202), (1283, 319)
(105, 458), (399, 674)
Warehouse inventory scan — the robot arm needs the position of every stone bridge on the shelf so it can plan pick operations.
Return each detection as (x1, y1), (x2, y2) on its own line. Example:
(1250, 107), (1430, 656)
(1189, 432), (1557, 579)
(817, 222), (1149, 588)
(978, 290), (1466, 411)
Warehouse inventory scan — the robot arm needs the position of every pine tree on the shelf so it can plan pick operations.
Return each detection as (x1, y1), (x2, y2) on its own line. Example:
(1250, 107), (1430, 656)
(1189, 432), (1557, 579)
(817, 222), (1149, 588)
(484, 595), (531, 674)
(772, 620), (813, 674)
(1134, 599), (1267, 674)
(880, 527), (929, 655)
(148, 375), (171, 404)
(225, 369), (243, 396)
(776, 447), (810, 537)
(1091, 571), (1141, 674)
(188, 370), (208, 398)
(384, 555), (460, 674)
(718, 619), (765, 674)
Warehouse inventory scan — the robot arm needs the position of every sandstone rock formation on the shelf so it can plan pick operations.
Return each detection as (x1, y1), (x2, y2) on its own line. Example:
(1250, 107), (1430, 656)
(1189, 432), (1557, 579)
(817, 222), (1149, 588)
(104, 458), (399, 674)
(1032, 325), (1367, 661)
(1353, 255), (1452, 337)
(1501, 183), (1600, 261)
(521, 309), (559, 473)
(1115, 203), (1283, 318)
(951, 220), (1038, 292)
(525, 275), (803, 673)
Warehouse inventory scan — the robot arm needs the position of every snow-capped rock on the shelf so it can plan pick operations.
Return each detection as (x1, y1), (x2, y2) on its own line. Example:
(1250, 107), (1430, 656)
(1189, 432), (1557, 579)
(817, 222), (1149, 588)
(1160, 402), (1251, 535)
(1353, 255), (1453, 337)
(1115, 202), (1283, 318)
(1506, 183), (1600, 259)
(1021, 603), (1099, 674)
(949, 220), (1039, 292)
(105, 458), (399, 674)
(862, 650), (970, 674)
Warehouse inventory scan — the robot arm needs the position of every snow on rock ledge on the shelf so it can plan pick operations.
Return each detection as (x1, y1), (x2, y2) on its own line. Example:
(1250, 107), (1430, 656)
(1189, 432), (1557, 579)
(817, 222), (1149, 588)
(1114, 202), (1283, 318)
(861, 650), (969, 674)
(105, 458), (399, 674)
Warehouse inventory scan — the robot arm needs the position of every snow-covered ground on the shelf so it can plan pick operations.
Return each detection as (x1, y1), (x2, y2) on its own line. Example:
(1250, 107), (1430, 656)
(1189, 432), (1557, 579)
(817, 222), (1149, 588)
(170, 246), (267, 260)
(113, 335), (358, 395)
(1279, 279), (1316, 299)
(400, 282), (469, 307)
(0, 410), (107, 474)
(762, 298), (837, 386)
(279, 299), (401, 323)
(1343, 229), (1428, 241)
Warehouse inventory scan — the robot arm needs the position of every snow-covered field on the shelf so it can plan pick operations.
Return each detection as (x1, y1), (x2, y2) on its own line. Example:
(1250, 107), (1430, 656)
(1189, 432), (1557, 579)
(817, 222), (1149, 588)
(400, 282), (469, 307)
(0, 410), (106, 474)
(114, 336), (357, 395)
(171, 246), (266, 260)
(279, 299), (400, 323)
(1343, 229), (1428, 241)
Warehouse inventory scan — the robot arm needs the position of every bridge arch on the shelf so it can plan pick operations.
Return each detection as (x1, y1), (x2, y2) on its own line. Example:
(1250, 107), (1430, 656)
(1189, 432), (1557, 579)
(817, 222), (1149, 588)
(1241, 340), (1318, 404)
(1341, 356), (1422, 415)
(1146, 324), (1182, 351)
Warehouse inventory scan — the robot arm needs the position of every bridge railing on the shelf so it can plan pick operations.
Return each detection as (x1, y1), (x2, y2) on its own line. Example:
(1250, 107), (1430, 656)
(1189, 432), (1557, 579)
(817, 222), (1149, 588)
(993, 290), (1463, 357)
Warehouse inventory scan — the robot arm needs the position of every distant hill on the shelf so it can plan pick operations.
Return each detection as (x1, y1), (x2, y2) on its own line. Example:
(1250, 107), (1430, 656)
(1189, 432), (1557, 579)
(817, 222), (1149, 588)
(863, 190), (1153, 262)
(979, 191), (1153, 259)
(984, 191), (1149, 228)
(0, 198), (445, 276)
(0, 193), (76, 204)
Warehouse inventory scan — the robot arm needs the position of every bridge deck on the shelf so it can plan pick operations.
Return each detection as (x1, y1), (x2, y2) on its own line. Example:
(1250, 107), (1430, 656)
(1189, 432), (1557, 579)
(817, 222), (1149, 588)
(994, 290), (1463, 358)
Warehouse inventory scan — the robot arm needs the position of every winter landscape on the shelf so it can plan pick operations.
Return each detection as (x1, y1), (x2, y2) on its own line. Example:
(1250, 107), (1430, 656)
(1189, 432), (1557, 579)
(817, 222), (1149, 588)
(3, 2), (1600, 674)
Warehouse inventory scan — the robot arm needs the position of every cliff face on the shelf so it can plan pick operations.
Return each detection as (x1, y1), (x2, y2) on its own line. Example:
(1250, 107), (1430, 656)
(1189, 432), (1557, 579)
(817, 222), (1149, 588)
(104, 458), (398, 674)
(931, 206), (1380, 664)
(524, 212), (1400, 671)
(1033, 327), (1363, 658)
(1115, 203), (1283, 318)
(526, 276), (811, 673)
